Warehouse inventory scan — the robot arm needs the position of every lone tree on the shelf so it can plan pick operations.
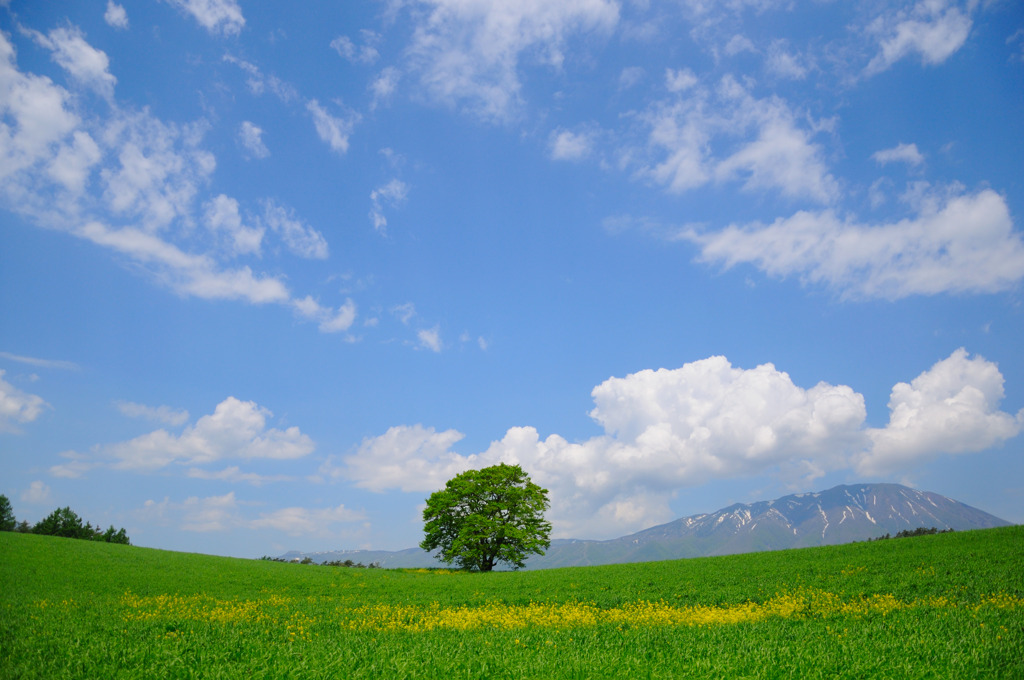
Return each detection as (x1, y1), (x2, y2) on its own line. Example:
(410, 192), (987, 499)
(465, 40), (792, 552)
(420, 463), (551, 572)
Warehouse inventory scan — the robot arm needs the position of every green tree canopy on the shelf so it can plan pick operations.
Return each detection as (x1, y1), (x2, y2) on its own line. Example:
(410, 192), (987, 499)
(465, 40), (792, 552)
(0, 495), (16, 532)
(420, 463), (551, 572)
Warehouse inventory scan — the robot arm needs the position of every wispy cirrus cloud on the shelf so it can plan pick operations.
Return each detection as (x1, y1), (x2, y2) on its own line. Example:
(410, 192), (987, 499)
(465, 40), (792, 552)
(407, 0), (620, 121)
(0, 30), (357, 333)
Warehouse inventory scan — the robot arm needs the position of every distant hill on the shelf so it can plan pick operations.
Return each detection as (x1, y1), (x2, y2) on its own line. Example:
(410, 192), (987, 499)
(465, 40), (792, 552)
(281, 483), (1010, 569)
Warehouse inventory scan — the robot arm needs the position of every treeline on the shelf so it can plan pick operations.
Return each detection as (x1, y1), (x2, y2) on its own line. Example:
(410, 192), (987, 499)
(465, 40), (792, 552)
(0, 495), (130, 545)
(868, 527), (954, 541)
(259, 555), (381, 568)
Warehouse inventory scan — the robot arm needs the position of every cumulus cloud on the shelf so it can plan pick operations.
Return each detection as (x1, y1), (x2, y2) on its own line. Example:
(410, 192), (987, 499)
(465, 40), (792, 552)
(342, 350), (1023, 539)
(107, 397), (315, 471)
(0, 370), (48, 432)
(344, 356), (868, 537)
(345, 425), (469, 492)
(865, 0), (972, 75)
(105, 2), (129, 30)
(116, 400), (190, 426)
(238, 121), (269, 159)
(860, 349), (1024, 474)
(166, 0), (245, 37)
(684, 187), (1024, 299)
(407, 0), (619, 121)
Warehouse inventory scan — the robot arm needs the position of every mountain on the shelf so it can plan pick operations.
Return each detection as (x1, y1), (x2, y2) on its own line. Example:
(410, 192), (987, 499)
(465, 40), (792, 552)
(279, 483), (1010, 569)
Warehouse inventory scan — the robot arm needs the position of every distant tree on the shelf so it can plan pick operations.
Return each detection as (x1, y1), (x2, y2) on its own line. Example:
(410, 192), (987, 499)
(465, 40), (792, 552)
(420, 463), (551, 572)
(33, 506), (86, 538)
(31, 507), (130, 544)
(0, 495), (15, 532)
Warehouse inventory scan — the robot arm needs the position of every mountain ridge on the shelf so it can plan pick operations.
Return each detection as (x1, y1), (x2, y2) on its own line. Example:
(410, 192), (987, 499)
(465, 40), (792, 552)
(280, 483), (1010, 569)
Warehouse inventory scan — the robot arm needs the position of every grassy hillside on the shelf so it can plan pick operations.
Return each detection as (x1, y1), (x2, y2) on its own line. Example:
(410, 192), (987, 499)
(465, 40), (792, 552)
(1, 527), (1021, 678)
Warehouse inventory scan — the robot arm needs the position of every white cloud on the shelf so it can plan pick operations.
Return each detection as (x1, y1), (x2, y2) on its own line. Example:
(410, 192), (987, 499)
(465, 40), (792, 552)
(99, 113), (216, 232)
(0, 28), (355, 335)
(685, 187), (1024, 299)
(49, 451), (95, 479)
(76, 221), (291, 303)
(116, 400), (190, 426)
(872, 142), (925, 167)
(369, 179), (409, 234)
(407, 0), (619, 121)
(48, 130), (102, 195)
(0, 352), (78, 370)
(765, 40), (808, 80)
(344, 356), (867, 538)
(30, 26), (117, 99)
(0, 33), (80, 183)
(20, 481), (51, 504)
(179, 492), (239, 532)
(418, 325), (442, 352)
(865, 0), (972, 75)
(860, 349), (1024, 474)
(665, 67), (697, 92)
(186, 466), (292, 485)
(370, 67), (401, 109)
(292, 296), (358, 334)
(724, 34), (756, 56)
(619, 66), (645, 89)
(640, 76), (838, 203)
(341, 350), (1023, 539)
(166, 0), (245, 37)
(0, 370), (48, 432)
(250, 504), (365, 534)
(105, 2), (129, 30)
(222, 56), (297, 102)
(306, 99), (358, 155)
(108, 397), (315, 471)
(260, 200), (329, 259)
(238, 121), (269, 159)
(203, 194), (264, 256)
(548, 127), (594, 161)
(345, 425), (470, 492)
(330, 32), (380, 64)
(392, 302), (416, 325)
(145, 493), (364, 535)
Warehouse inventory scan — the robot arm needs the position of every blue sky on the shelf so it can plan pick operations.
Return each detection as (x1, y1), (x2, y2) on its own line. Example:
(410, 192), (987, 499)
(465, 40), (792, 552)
(2, 0), (1023, 559)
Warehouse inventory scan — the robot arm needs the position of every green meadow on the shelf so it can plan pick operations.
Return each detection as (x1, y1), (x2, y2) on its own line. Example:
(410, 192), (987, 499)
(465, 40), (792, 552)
(1, 526), (1021, 678)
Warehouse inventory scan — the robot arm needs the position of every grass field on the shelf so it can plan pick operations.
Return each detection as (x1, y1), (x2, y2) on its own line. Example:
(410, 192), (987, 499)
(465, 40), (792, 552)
(1, 526), (1022, 678)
